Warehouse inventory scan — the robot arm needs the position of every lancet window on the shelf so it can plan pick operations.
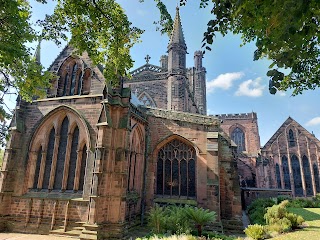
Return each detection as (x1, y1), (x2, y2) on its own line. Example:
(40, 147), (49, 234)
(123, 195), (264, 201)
(282, 156), (291, 189)
(156, 139), (196, 198)
(231, 127), (246, 152)
(275, 163), (282, 189)
(302, 156), (313, 196)
(291, 155), (303, 196)
(288, 129), (295, 147)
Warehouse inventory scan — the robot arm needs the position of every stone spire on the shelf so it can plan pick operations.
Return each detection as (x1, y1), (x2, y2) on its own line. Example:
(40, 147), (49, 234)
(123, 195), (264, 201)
(34, 38), (41, 65)
(168, 7), (186, 48)
(167, 7), (187, 71)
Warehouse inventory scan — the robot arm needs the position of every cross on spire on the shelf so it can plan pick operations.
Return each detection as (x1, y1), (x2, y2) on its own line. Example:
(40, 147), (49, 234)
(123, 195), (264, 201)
(145, 54), (151, 64)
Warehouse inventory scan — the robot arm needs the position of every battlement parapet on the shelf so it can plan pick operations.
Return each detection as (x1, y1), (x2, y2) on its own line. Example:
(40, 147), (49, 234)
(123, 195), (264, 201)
(213, 112), (257, 120)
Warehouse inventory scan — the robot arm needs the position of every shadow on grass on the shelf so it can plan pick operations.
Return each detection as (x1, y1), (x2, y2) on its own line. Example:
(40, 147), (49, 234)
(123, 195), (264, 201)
(288, 208), (320, 221)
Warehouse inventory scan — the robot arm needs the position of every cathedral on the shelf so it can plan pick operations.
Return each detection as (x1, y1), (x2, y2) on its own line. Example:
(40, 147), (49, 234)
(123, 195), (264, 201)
(0, 7), (319, 240)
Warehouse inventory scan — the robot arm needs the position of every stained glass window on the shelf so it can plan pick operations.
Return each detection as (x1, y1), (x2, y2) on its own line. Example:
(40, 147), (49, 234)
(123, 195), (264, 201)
(66, 127), (79, 190)
(77, 71), (82, 95)
(288, 129), (295, 147)
(33, 147), (42, 189)
(313, 163), (320, 193)
(282, 156), (291, 189)
(156, 139), (196, 197)
(42, 128), (55, 189)
(291, 155), (303, 196)
(302, 156), (313, 196)
(53, 117), (69, 190)
(231, 127), (246, 152)
(275, 163), (281, 189)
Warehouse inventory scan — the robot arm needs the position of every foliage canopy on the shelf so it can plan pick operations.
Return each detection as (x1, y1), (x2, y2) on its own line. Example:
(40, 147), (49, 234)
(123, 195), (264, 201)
(153, 0), (320, 95)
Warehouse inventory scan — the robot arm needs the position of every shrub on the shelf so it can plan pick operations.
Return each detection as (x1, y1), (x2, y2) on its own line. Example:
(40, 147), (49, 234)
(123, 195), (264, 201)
(165, 205), (191, 235)
(185, 207), (217, 236)
(244, 224), (265, 240)
(264, 200), (289, 225)
(247, 198), (276, 225)
(285, 213), (304, 229)
(148, 205), (167, 234)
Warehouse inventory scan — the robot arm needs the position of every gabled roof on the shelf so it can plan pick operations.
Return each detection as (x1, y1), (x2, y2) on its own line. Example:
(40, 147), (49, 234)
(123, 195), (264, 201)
(262, 117), (320, 150)
(168, 7), (186, 48)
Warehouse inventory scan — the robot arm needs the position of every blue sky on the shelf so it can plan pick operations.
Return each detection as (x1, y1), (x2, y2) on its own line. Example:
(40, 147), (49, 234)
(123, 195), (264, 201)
(21, 0), (320, 146)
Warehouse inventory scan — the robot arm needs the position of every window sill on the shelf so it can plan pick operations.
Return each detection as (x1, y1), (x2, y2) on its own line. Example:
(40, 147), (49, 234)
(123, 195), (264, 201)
(154, 196), (197, 206)
(22, 189), (85, 200)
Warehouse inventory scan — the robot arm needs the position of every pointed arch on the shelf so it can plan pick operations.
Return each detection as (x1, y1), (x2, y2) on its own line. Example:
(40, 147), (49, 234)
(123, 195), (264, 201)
(138, 91), (156, 107)
(288, 129), (295, 147)
(231, 126), (246, 152)
(155, 136), (196, 198)
(27, 106), (91, 194)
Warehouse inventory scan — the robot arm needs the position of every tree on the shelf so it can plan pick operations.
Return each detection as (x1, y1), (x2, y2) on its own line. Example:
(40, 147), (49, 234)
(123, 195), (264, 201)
(0, 0), (143, 145)
(185, 207), (216, 236)
(152, 0), (320, 95)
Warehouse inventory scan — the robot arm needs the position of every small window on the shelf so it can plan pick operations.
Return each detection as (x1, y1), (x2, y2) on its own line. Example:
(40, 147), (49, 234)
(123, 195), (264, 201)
(288, 129), (295, 147)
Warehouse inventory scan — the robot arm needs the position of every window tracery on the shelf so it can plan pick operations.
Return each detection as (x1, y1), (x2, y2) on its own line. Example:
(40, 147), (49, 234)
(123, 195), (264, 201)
(231, 127), (246, 152)
(138, 92), (156, 107)
(30, 110), (88, 193)
(156, 139), (196, 198)
(56, 57), (91, 97)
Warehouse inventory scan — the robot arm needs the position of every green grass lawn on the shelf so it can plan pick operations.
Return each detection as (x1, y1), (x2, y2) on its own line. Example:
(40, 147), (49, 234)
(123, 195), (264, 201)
(271, 208), (320, 240)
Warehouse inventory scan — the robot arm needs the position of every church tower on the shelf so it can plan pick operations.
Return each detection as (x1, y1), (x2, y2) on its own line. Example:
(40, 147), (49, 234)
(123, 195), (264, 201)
(167, 7), (188, 111)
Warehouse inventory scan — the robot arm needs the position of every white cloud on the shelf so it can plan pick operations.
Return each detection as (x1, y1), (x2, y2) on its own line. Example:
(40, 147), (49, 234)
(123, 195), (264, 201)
(306, 117), (320, 126)
(235, 77), (265, 97)
(277, 91), (286, 96)
(207, 72), (244, 93)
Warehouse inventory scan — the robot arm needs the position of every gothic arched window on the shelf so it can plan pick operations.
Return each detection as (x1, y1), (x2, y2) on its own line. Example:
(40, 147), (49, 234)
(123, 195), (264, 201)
(275, 163), (281, 189)
(288, 129), (295, 147)
(138, 92), (156, 107)
(56, 57), (91, 97)
(303, 156), (313, 196)
(313, 163), (320, 193)
(291, 155), (303, 196)
(156, 139), (196, 198)
(282, 156), (291, 189)
(30, 110), (88, 193)
(231, 127), (246, 152)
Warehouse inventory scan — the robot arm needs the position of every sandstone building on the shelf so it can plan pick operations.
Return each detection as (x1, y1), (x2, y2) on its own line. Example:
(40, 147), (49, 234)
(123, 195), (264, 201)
(0, 8), (242, 239)
(0, 7), (319, 240)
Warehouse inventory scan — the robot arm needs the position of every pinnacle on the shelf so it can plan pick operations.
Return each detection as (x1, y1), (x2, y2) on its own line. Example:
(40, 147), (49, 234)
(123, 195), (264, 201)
(169, 6), (186, 48)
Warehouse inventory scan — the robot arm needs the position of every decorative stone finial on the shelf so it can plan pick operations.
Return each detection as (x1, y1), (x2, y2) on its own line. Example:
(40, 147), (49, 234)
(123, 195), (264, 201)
(145, 54), (151, 64)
